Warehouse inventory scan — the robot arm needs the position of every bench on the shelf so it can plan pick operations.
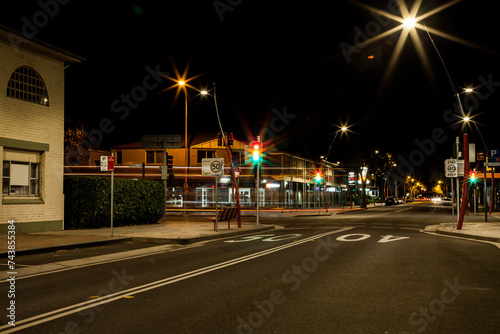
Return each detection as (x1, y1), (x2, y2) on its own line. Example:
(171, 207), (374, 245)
(207, 207), (239, 230)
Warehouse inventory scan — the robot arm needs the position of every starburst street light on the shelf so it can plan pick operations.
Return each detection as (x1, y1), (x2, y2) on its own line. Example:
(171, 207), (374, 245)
(350, 0), (487, 89)
(156, 59), (207, 211)
(402, 17), (416, 29)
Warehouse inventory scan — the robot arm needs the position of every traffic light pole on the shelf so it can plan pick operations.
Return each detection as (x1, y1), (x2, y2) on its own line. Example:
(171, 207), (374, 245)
(457, 133), (469, 230)
(256, 165), (260, 226)
(213, 83), (242, 227)
(163, 141), (167, 222)
(219, 132), (242, 227)
(322, 180), (328, 213)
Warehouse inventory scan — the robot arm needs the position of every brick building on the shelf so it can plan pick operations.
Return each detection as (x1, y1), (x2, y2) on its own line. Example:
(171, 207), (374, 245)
(0, 26), (82, 233)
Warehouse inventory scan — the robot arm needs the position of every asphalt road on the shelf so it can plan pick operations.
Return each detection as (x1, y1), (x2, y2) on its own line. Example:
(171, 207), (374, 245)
(2, 203), (500, 333)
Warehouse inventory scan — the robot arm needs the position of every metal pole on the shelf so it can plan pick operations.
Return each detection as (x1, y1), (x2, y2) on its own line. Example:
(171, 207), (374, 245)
(457, 133), (469, 230)
(184, 90), (188, 214)
(451, 177), (455, 228)
(213, 83), (242, 227)
(455, 138), (461, 216)
(110, 152), (114, 237)
(485, 154), (488, 222)
(163, 141), (167, 222)
(256, 164), (260, 226)
(215, 175), (218, 232)
(474, 186), (477, 213)
(322, 180), (328, 213)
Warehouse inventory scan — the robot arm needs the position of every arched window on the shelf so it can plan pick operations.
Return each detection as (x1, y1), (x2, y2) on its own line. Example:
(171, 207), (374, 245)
(6, 66), (49, 106)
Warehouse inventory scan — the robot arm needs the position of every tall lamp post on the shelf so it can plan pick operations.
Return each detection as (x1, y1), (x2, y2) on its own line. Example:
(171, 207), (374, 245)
(403, 19), (472, 229)
(175, 80), (192, 213)
(177, 81), (209, 212)
(320, 126), (347, 212)
(178, 80), (189, 205)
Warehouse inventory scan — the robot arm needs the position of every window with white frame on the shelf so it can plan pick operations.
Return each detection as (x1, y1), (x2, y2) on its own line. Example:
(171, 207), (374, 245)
(6, 66), (49, 106)
(2, 160), (40, 196)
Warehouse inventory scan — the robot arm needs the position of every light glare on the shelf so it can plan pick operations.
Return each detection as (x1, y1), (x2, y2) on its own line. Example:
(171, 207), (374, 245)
(403, 17), (416, 29)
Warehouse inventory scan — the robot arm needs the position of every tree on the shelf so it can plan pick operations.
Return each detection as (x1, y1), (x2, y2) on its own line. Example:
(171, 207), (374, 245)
(64, 117), (98, 166)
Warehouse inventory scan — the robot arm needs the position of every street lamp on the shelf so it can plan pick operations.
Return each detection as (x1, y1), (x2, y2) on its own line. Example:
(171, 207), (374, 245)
(319, 125), (348, 212)
(403, 17), (416, 29)
(174, 80), (190, 206)
(178, 84), (210, 210)
(156, 61), (207, 211)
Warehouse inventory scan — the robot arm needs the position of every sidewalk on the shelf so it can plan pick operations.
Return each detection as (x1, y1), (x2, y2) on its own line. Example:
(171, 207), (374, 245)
(429, 211), (500, 243)
(433, 222), (500, 243)
(1, 216), (276, 256)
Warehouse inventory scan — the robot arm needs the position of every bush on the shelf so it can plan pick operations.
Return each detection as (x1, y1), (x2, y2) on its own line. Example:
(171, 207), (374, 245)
(64, 176), (164, 229)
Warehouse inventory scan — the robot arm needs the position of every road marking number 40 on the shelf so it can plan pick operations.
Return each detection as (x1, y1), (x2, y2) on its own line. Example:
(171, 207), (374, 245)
(226, 233), (409, 243)
(336, 234), (409, 243)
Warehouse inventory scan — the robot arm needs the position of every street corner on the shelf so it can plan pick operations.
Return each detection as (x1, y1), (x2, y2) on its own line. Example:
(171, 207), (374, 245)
(424, 224), (438, 232)
(434, 222), (500, 244)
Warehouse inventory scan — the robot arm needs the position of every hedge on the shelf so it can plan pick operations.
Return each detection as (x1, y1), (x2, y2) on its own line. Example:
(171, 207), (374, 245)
(64, 176), (164, 229)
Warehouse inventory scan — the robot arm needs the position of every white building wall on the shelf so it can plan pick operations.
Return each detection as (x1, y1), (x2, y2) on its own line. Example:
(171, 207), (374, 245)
(0, 36), (68, 233)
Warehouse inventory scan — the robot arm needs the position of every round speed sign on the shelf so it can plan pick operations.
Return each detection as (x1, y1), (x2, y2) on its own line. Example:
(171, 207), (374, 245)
(210, 160), (223, 174)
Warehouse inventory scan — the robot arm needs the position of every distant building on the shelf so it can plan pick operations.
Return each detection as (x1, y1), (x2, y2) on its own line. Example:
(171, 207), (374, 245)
(0, 26), (83, 233)
(65, 132), (349, 209)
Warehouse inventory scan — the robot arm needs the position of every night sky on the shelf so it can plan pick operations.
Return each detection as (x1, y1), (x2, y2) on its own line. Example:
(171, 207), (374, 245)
(2, 0), (500, 181)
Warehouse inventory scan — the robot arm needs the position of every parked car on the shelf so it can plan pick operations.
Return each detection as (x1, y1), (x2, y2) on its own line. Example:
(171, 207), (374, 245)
(440, 197), (453, 206)
(385, 196), (397, 206)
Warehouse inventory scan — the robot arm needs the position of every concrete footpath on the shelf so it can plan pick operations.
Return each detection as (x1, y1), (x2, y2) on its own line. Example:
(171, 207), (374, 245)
(433, 222), (500, 243)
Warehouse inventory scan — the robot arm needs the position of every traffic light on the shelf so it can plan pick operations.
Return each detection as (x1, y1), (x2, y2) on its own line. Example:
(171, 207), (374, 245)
(315, 172), (322, 182)
(227, 132), (234, 146)
(167, 154), (173, 174)
(217, 132), (222, 147)
(251, 141), (262, 163)
(470, 170), (476, 183)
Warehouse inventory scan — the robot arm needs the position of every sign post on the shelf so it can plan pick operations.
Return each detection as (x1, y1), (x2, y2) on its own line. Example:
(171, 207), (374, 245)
(202, 158), (224, 232)
(101, 155), (115, 236)
(486, 148), (500, 219)
(110, 154), (114, 237)
(445, 159), (458, 227)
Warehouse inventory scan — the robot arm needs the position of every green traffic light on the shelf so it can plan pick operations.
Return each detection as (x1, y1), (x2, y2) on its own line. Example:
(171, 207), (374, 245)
(470, 172), (476, 183)
(251, 142), (261, 163)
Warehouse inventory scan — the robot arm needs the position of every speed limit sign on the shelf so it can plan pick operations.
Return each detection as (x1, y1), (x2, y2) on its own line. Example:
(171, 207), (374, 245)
(444, 159), (458, 178)
(202, 158), (224, 176)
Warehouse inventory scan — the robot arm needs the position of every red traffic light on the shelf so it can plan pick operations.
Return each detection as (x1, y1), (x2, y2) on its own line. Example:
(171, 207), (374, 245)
(251, 141), (262, 163)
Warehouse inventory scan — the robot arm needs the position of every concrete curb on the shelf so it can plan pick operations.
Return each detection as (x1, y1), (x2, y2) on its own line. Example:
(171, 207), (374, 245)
(3, 237), (134, 257)
(435, 227), (500, 243)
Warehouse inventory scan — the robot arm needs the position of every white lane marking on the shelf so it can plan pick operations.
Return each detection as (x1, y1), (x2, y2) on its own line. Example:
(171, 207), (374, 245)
(394, 208), (413, 213)
(0, 227), (353, 333)
(0, 243), (204, 282)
